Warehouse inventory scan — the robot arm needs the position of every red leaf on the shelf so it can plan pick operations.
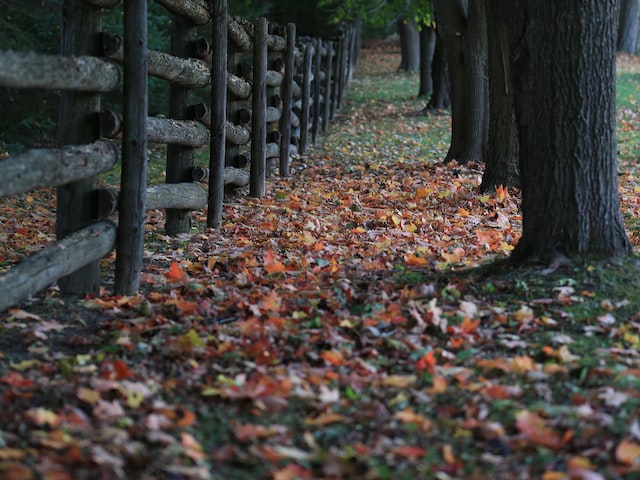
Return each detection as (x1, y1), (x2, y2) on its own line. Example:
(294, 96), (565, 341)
(164, 261), (185, 281)
(416, 350), (436, 373)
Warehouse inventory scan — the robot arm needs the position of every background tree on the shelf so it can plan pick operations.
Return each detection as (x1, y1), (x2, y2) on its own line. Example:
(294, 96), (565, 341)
(479, 0), (519, 192)
(618, 0), (639, 53)
(432, 0), (487, 164)
(508, 0), (631, 262)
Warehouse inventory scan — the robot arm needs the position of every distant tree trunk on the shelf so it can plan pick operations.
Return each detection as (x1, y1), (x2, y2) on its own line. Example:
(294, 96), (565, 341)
(424, 33), (450, 111)
(418, 24), (436, 97)
(509, 0), (631, 262)
(397, 18), (420, 72)
(618, 0), (639, 53)
(480, 0), (519, 192)
(433, 0), (487, 164)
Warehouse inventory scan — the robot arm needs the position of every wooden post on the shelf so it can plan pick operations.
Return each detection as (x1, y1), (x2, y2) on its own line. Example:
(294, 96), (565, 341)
(165, 14), (197, 235)
(56, 0), (104, 295)
(311, 38), (322, 144)
(279, 23), (296, 177)
(207, 0), (227, 229)
(299, 41), (313, 155)
(0, 222), (117, 312)
(322, 40), (333, 133)
(335, 33), (345, 110)
(250, 17), (268, 197)
(115, 0), (147, 295)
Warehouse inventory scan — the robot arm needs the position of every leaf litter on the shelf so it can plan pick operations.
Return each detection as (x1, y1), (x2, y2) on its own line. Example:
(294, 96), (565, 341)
(1, 43), (640, 479)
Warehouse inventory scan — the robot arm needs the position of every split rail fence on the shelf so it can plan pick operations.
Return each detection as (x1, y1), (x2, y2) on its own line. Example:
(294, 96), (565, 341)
(0, 0), (358, 311)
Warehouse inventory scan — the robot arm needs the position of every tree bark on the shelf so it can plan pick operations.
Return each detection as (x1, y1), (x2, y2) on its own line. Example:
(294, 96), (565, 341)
(418, 24), (436, 98)
(146, 183), (208, 211)
(115, 0), (148, 295)
(56, 0), (103, 295)
(618, 0), (639, 53)
(0, 140), (117, 197)
(424, 33), (450, 111)
(165, 14), (198, 235)
(433, 0), (487, 164)
(102, 33), (210, 88)
(0, 51), (120, 92)
(154, 0), (210, 25)
(397, 18), (420, 72)
(0, 221), (116, 312)
(480, 0), (519, 192)
(208, 0), (228, 229)
(509, 0), (631, 262)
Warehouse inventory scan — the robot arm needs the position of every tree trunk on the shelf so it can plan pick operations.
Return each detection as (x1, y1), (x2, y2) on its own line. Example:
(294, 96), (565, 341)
(397, 18), (420, 72)
(509, 0), (631, 262)
(618, 0), (639, 53)
(433, 0), (487, 164)
(424, 33), (450, 111)
(418, 24), (436, 98)
(480, 0), (519, 192)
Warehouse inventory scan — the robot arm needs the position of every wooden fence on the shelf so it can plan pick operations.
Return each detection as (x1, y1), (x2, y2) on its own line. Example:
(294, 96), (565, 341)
(0, 0), (357, 311)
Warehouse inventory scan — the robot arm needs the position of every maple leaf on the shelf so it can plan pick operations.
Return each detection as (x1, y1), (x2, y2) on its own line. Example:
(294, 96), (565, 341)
(416, 350), (437, 373)
(164, 261), (185, 281)
(515, 410), (572, 450)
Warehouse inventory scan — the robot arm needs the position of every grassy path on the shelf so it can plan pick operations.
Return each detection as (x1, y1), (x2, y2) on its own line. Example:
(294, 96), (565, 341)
(0, 44), (640, 479)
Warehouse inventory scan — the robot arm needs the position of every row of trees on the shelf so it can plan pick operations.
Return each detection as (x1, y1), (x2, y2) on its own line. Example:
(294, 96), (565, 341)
(320, 0), (634, 264)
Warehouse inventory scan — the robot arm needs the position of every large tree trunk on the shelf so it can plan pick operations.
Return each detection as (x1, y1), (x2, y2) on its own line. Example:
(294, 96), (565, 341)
(480, 0), (519, 192)
(509, 0), (631, 262)
(433, 0), (487, 164)
(397, 18), (420, 72)
(618, 0), (639, 53)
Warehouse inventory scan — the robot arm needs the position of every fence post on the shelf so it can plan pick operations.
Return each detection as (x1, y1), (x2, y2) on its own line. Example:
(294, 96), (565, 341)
(299, 41), (313, 155)
(165, 14), (197, 235)
(115, 0), (148, 295)
(56, 0), (104, 295)
(207, 0), (227, 229)
(279, 23), (296, 177)
(250, 17), (268, 197)
(322, 40), (333, 133)
(311, 38), (323, 145)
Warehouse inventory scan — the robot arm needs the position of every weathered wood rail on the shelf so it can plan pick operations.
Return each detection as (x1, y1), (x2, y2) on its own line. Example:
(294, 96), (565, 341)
(0, 0), (357, 311)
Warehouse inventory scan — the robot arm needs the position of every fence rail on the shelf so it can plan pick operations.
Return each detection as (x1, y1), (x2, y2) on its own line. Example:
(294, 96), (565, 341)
(0, 0), (358, 311)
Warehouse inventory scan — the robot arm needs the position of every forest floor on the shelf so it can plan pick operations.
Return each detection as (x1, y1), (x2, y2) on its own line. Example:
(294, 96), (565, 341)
(1, 43), (640, 479)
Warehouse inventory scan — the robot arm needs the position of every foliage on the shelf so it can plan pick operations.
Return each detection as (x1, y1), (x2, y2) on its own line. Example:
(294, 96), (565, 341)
(1, 44), (640, 479)
(318, 0), (434, 28)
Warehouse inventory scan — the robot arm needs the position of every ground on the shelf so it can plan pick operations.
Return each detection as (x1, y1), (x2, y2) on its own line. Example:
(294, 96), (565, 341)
(1, 43), (640, 479)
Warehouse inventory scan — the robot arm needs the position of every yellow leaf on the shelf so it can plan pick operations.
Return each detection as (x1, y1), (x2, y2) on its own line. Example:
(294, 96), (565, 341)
(382, 375), (417, 388)
(77, 387), (101, 405)
(305, 412), (345, 426)
(10, 359), (40, 371)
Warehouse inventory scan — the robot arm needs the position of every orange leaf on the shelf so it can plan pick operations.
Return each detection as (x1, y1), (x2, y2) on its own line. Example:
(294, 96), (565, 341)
(321, 350), (345, 366)
(405, 253), (428, 267)
(615, 438), (640, 466)
(265, 261), (287, 274)
(261, 290), (282, 312)
(416, 350), (436, 373)
(516, 410), (572, 450)
(393, 445), (426, 459)
(164, 261), (185, 281)
(177, 409), (197, 428)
